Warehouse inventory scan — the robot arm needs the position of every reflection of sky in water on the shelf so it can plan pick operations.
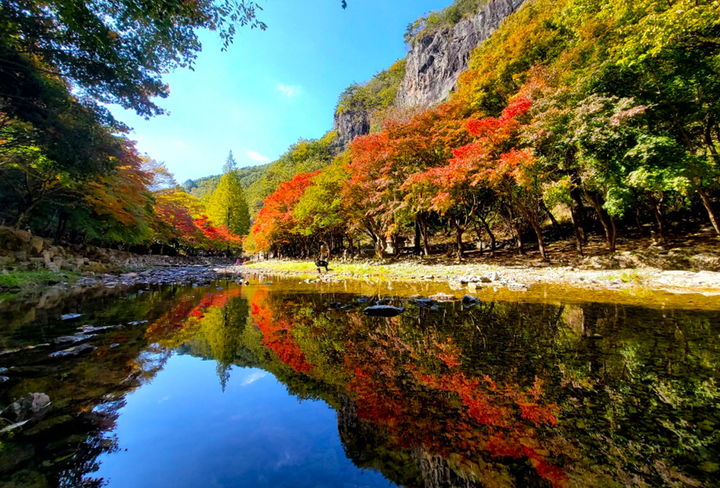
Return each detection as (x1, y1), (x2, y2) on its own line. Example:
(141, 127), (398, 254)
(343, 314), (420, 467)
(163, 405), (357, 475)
(95, 354), (395, 488)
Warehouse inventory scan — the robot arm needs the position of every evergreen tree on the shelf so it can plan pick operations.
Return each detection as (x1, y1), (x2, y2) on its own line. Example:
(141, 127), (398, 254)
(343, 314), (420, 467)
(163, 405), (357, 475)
(206, 161), (251, 236)
(223, 151), (238, 173)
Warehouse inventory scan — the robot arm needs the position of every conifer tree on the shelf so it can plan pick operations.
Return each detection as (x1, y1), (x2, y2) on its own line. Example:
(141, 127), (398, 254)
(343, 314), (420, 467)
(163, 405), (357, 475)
(206, 152), (251, 236)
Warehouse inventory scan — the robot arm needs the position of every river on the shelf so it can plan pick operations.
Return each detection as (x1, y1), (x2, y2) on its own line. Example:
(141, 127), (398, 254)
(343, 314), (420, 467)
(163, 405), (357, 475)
(0, 277), (718, 487)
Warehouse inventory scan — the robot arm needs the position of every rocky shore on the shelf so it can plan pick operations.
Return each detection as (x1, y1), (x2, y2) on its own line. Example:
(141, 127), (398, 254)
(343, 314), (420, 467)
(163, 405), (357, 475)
(0, 225), (223, 274)
(237, 259), (720, 297)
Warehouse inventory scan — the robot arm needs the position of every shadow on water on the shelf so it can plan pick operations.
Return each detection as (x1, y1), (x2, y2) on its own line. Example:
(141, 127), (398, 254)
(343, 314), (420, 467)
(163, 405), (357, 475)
(0, 278), (718, 487)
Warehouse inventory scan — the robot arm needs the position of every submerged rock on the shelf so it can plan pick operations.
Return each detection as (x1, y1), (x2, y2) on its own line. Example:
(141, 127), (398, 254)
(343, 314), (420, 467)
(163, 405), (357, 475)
(78, 324), (119, 333)
(60, 313), (82, 320)
(1, 393), (51, 423)
(461, 295), (481, 307)
(363, 305), (405, 317)
(48, 343), (95, 358)
(51, 334), (95, 346)
(411, 297), (440, 310)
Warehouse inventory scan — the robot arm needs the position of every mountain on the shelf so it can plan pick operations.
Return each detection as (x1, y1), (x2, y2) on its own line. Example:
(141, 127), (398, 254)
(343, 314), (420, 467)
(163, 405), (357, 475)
(243, 0), (521, 215)
(182, 163), (270, 199)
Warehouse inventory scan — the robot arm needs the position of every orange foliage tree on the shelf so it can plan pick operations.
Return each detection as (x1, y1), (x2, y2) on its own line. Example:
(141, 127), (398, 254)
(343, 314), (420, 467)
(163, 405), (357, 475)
(405, 96), (550, 259)
(245, 170), (320, 256)
(343, 102), (469, 257)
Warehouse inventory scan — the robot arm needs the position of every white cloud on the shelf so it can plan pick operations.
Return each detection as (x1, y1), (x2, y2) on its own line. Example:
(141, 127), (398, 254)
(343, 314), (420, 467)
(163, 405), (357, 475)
(277, 83), (302, 98)
(246, 150), (270, 163)
(240, 371), (267, 386)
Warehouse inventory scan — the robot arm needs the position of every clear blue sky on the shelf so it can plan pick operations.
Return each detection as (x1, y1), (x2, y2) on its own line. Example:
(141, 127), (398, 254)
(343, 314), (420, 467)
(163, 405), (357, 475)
(110, 0), (450, 183)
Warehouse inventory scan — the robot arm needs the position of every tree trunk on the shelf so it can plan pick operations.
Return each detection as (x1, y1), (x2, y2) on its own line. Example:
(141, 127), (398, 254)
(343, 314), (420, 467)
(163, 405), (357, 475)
(587, 192), (616, 252)
(513, 222), (525, 255)
(453, 219), (464, 260)
(529, 217), (548, 260)
(569, 207), (584, 256)
(374, 236), (385, 259)
(392, 234), (402, 256)
(698, 188), (720, 236)
(651, 195), (667, 244)
(413, 218), (422, 255)
(422, 222), (430, 257)
(478, 215), (496, 256)
(569, 178), (588, 243)
(540, 200), (561, 232)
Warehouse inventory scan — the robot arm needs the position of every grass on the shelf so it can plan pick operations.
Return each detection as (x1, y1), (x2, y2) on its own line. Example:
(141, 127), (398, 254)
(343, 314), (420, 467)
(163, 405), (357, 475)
(242, 259), (498, 282)
(604, 270), (645, 284)
(0, 270), (80, 290)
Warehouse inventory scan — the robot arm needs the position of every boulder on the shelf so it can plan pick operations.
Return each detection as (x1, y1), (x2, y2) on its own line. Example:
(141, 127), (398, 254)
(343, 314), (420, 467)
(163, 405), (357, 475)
(29, 236), (44, 255)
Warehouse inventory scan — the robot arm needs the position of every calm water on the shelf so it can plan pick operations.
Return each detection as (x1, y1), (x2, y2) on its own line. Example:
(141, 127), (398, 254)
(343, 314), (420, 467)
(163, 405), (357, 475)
(0, 279), (718, 487)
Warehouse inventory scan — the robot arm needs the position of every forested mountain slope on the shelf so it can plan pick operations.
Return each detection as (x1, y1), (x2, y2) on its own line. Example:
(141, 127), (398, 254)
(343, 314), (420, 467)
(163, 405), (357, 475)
(245, 0), (720, 259)
(243, 0), (525, 218)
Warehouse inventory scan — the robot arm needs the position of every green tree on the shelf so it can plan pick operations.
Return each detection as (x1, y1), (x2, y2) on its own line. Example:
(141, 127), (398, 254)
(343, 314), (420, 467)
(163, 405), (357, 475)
(206, 167), (250, 236)
(0, 0), (266, 118)
(293, 158), (350, 249)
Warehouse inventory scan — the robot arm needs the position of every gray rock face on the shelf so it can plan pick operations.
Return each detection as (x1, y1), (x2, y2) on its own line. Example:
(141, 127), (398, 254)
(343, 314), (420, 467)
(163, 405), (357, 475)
(396, 0), (527, 110)
(332, 109), (371, 153)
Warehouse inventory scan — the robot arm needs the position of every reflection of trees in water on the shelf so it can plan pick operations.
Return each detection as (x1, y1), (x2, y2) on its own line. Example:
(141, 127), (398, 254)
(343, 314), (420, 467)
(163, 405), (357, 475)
(4, 283), (717, 488)
(0, 286), (187, 487)
(235, 291), (720, 488)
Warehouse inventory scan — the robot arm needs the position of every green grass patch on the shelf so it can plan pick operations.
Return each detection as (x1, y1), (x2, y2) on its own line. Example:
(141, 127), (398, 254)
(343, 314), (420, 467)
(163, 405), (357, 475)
(0, 270), (79, 290)
(604, 270), (645, 284)
(242, 259), (490, 282)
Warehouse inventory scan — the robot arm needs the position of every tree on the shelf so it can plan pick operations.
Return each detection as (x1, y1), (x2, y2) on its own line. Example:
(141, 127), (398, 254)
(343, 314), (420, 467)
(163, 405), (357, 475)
(206, 167), (251, 237)
(293, 158), (351, 253)
(406, 97), (549, 259)
(245, 132), (336, 214)
(0, 0), (266, 118)
(245, 171), (320, 255)
(223, 151), (238, 174)
(344, 101), (469, 257)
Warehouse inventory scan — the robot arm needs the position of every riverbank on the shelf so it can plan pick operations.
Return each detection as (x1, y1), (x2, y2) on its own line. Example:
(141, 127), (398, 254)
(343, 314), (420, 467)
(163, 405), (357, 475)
(0, 266), (233, 303)
(236, 260), (720, 297)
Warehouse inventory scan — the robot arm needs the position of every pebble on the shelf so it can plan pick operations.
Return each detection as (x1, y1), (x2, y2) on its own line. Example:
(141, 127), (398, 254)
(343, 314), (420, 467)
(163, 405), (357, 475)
(430, 293), (456, 301)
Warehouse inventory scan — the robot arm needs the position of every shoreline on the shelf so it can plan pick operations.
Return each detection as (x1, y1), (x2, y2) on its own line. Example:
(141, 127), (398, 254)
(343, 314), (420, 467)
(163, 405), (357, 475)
(3, 260), (720, 311)
(234, 259), (720, 310)
(238, 259), (720, 294)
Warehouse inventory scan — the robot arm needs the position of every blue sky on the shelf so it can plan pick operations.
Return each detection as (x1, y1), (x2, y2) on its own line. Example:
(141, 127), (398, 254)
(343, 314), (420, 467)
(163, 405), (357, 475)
(110, 0), (450, 183)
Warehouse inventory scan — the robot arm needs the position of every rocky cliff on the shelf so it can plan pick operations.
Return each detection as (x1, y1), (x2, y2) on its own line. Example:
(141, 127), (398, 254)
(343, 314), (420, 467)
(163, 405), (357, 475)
(331, 108), (371, 153)
(395, 0), (527, 109)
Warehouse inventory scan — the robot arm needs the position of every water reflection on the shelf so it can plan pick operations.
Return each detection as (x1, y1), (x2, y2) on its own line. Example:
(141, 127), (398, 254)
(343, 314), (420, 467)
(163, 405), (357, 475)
(0, 281), (718, 487)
